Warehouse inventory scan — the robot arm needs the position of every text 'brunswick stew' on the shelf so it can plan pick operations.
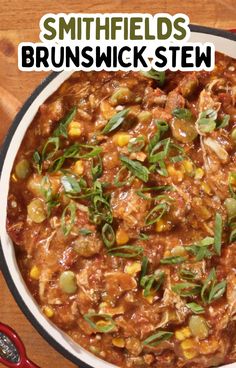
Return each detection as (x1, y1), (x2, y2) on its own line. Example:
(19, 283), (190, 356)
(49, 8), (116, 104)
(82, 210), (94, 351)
(7, 52), (236, 368)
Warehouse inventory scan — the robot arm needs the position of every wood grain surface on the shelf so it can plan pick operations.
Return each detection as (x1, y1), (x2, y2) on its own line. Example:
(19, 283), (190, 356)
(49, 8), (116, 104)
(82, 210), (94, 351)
(0, 1), (235, 367)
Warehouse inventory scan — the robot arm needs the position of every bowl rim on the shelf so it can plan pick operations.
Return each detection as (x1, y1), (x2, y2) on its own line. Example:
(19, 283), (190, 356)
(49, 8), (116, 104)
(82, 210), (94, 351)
(0, 24), (236, 368)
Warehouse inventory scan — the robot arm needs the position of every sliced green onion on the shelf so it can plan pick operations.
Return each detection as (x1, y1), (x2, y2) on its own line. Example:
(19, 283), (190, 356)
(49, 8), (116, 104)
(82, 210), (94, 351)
(102, 108), (130, 134)
(136, 185), (173, 200)
(61, 202), (76, 236)
(140, 256), (149, 279)
(79, 228), (93, 235)
(185, 237), (214, 261)
(114, 166), (134, 187)
(170, 155), (185, 163)
(179, 269), (197, 281)
(214, 213), (222, 256)
(172, 108), (192, 120)
(140, 271), (165, 296)
(53, 106), (77, 138)
(149, 138), (171, 163)
(156, 120), (169, 132)
(40, 175), (59, 215)
(139, 233), (149, 241)
(216, 114), (230, 129)
(160, 256), (186, 265)
(61, 175), (82, 194)
(208, 280), (227, 304)
(186, 302), (205, 314)
(108, 245), (143, 258)
(201, 268), (227, 305)
(147, 120), (168, 156)
(197, 109), (217, 133)
(120, 155), (149, 183)
(128, 136), (145, 153)
(143, 331), (173, 347)
(172, 282), (201, 297)
(41, 137), (60, 161)
(91, 155), (103, 180)
(156, 160), (168, 177)
(33, 150), (42, 174)
(140, 70), (165, 86)
(76, 144), (102, 159)
(84, 313), (115, 333)
(229, 225), (236, 243)
(102, 223), (115, 248)
(145, 203), (169, 225)
(50, 144), (80, 172)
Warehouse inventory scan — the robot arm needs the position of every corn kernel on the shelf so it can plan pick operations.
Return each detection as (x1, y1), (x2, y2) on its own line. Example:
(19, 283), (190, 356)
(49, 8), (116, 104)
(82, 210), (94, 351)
(68, 121), (82, 137)
(112, 338), (125, 348)
(143, 291), (155, 304)
(11, 174), (18, 182)
(73, 160), (84, 175)
(183, 349), (198, 359)
(155, 218), (170, 232)
(43, 306), (54, 318)
(230, 175), (236, 186)
(201, 182), (211, 195)
(124, 262), (141, 276)
(167, 165), (184, 182)
(113, 133), (130, 147)
(182, 160), (194, 175)
(171, 246), (187, 257)
(116, 229), (129, 245)
(181, 338), (195, 350)
(30, 266), (40, 280)
(175, 327), (192, 341)
(194, 168), (204, 180)
(163, 250), (171, 258)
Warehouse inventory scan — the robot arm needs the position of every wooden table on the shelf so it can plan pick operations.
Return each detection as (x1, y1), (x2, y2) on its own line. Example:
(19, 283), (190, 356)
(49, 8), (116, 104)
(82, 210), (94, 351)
(0, 1), (235, 367)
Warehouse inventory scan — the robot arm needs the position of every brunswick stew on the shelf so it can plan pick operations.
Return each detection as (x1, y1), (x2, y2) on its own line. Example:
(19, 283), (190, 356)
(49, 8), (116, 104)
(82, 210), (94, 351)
(7, 52), (236, 367)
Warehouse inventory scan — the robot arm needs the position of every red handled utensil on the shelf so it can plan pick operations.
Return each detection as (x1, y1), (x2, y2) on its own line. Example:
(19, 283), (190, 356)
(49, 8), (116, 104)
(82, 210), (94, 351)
(0, 323), (40, 368)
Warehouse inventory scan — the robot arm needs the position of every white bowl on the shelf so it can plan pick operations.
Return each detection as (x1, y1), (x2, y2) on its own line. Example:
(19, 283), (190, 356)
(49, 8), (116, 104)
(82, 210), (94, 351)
(0, 25), (236, 368)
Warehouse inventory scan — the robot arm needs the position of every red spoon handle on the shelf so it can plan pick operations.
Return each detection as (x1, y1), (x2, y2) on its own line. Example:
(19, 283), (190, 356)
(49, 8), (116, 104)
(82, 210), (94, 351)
(0, 323), (41, 368)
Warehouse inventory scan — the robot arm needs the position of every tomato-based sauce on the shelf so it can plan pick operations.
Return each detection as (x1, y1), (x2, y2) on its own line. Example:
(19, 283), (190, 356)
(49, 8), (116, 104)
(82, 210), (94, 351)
(7, 52), (236, 367)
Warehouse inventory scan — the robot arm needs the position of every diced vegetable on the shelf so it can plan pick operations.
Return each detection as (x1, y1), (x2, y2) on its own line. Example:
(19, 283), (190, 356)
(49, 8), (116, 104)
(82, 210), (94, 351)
(188, 316), (209, 339)
(43, 306), (54, 318)
(59, 271), (77, 294)
(225, 198), (236, 219)
(113, 133), (130, 147)
(30, 265), (40, 280)
(231, 128), (236, 142)
(15, 159), (30, 179)
(171, 118), (198, 143)
(27, 198), (47, 223)
(116, 228), (129, 245)
(175, 327), (192, 341)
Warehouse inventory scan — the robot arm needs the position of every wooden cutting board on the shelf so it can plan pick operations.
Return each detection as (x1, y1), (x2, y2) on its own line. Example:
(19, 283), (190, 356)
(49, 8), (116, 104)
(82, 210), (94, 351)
(0, 1), (235, 367)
